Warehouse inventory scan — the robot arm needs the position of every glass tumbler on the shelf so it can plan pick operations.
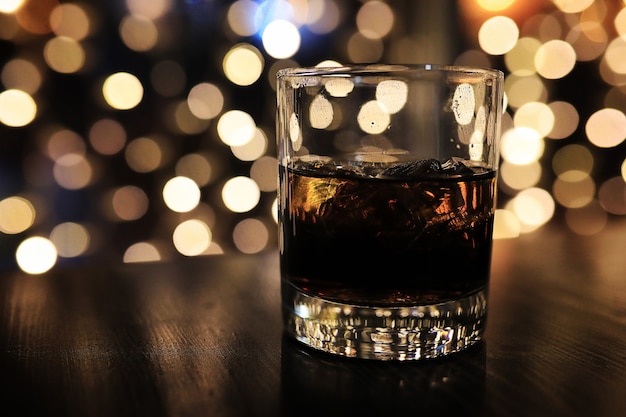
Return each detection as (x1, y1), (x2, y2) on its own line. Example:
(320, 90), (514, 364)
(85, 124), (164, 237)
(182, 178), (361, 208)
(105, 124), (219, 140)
(276, 64), (504, 360)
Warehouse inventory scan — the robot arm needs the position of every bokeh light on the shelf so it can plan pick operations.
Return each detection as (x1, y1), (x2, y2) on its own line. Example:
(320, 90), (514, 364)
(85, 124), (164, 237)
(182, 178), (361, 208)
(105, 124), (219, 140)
(307, 0), (340, 35)
(227, 0), (260, 37)
(53, 154), (92, 190)
(50, 3), (90, 40)
(123, 242), (162, 263)
(478, 0), (515, 12)
(125, 137), (163, 173)
(46, 128), (86, 160)
(119, 15), (158, 52)
(223, 44), (264, 86)
(501, 127), (545, 165)
(535, 40), (577, 79)
(162, 176), (201, 213)
(565, 200), (608, 236)
(347, 32), (384, 63)
(126, 0), (172, 20)
(43, 36), (85, 74)
(232, 218), (269, 254)
(176, 153), (213, 187)
(171, 100), (211, 135)
(112, 186), (149, 221)
(14, 0), (57, 34)
(0, 0), (24, 14)
(231, 128), (268, 161)
(50, 222), (90, 258)
(504, 74), (547, 109)
(356, 1), (394, 40)
(217, 110), (257, 146)
(598, 177), (626, 215)
(553, 0), (594, 14)
(89, 119), (127, 155)
(0, 196), (35, 234)
(478, 16), (519, 55)
(222, 176), (260, 213)
(187, 83), (224, 120)
(262, 20), (300, 59)
(1, 58), (42, 94)
(547, 101), (579, 139)
(585, 108), (626, 148)
(500, 161), (542, 191)
(508, 187), (555, 232)
(16, 236), (57, 274)
(552, 144), (594, 181)
(493, 209), (521, 239)
(250, 156), (278, 192)
(513, 101), (554, 137)
(553, 176), (596, 208)
(173, 219), (212, 256)
(616, 8), (626, 36)
(102, 72), (144, 110)
(0, 89), (36, 127)
(505, 37), (540, 76)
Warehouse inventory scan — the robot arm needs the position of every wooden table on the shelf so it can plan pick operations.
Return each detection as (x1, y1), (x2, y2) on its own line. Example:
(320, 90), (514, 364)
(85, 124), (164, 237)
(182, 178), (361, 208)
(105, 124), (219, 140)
(1, 219), (625, 417)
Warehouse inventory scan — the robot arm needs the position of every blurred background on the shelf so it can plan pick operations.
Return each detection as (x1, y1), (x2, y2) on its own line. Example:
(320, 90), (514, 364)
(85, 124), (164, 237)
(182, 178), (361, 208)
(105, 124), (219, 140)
(0, 0), (624, 274)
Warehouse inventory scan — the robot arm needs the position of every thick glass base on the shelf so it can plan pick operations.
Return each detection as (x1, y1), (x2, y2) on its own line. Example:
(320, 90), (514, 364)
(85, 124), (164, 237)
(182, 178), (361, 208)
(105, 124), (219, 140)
(282, 283), (488, 361)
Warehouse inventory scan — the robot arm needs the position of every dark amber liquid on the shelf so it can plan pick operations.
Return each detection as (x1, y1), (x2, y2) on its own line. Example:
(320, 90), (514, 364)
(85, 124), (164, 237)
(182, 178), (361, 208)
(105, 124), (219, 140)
(279, 163), (496, 306)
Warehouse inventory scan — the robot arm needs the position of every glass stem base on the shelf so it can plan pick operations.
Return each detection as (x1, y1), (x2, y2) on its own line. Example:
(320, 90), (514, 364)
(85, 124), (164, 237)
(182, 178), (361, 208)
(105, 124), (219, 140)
(282, 283), (488, 361)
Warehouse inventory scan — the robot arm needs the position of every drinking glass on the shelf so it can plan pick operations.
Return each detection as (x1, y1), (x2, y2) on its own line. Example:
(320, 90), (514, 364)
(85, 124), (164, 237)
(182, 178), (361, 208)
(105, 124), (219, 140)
(276, 64), (504, 360)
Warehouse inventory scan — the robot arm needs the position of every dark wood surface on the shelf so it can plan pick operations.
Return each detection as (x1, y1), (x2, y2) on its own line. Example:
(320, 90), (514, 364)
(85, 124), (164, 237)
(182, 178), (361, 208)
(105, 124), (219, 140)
(1, 219), (626, 417)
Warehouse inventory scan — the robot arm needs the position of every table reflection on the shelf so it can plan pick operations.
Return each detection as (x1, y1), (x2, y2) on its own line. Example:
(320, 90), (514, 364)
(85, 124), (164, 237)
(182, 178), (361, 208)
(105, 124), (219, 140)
(281, 335), (486, 416)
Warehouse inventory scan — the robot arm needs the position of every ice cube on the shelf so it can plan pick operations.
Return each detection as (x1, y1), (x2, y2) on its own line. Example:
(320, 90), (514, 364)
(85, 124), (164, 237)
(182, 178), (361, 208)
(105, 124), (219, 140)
(346, 155), (399, 178)
(380, 159), (442, 178)
(439, 158), (474, 176)
(381, 158), (474, 179)
(296, 154), (332, 167)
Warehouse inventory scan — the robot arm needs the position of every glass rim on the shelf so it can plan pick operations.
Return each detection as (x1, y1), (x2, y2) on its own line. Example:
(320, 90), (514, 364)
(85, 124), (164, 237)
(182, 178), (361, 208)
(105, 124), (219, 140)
(276, 64), (504, 81)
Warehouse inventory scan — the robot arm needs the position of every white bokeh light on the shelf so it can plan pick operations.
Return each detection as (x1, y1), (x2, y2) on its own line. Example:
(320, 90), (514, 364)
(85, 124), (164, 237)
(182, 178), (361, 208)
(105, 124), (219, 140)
(217, 110), (257, 146)
(501, 127), (545, 165)
(222, 176), (260, 213)
(262, 20), (301, 59)
(0, 0), (24, 13)
(173, 219), (212, 256)
(162, 176), (201, 213)
(0, 89), (37, 127)
(16, 236), (58, 274)
(102, 72), (144, 110)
